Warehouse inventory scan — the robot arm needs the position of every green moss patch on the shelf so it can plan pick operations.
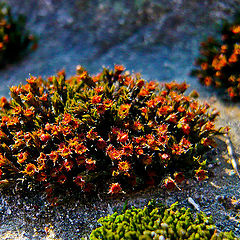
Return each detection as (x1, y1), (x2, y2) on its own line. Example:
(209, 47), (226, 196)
(90, 201), (237, 240)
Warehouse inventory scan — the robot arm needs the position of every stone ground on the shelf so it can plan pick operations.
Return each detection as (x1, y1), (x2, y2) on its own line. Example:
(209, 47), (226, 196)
(1, 0), (240, 239)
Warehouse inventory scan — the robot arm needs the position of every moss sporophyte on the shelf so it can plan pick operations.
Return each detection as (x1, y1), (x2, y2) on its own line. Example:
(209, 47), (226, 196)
(0, 65), (224, 203)
(193, 12), (240, 101)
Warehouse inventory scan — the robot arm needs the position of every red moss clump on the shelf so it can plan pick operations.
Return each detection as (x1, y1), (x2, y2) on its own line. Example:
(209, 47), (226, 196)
(192, 12), (240, 101)
(0, 65), (222, 201)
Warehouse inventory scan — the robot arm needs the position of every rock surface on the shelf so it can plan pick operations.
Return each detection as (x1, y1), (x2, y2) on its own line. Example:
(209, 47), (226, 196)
(1, 0), (240, 239)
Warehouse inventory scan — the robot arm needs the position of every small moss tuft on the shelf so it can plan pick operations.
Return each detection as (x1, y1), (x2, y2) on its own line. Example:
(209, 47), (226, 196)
(0, 2), (37, 67)
(192, 12), (240, 101)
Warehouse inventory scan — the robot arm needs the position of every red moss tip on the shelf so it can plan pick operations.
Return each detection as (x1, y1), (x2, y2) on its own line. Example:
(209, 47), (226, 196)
(174, 172), (185, 184)
(195, 169), (208, 181)
(114, 65), (125, 72)
(108, 183), (122, 194)
(163, 178), (176, 190)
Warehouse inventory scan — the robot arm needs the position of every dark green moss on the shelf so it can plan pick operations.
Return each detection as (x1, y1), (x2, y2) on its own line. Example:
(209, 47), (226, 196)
(0, 2), (37, 67)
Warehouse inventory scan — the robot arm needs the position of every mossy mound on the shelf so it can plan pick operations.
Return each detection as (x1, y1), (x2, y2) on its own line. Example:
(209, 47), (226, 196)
(90, 201), (237, 240)
(192, 12), (240, 101)
(0, 65), (222, 203)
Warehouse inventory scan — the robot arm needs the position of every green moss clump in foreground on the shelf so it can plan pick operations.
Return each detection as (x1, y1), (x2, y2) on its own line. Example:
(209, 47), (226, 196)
(90, 201), (237, 240)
